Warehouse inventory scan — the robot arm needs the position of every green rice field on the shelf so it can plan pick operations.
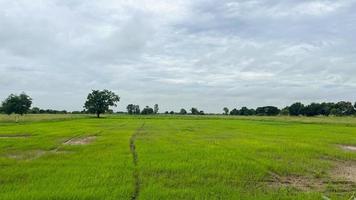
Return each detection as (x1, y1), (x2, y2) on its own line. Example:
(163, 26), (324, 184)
(0, 114), (355, 199)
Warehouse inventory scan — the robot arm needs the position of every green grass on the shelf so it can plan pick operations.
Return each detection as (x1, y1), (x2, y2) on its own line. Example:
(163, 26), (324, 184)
(0, 114), (355, 199)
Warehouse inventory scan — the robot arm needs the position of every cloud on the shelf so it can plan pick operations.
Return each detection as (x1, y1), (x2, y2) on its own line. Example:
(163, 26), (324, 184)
(0, 0), (356, 112)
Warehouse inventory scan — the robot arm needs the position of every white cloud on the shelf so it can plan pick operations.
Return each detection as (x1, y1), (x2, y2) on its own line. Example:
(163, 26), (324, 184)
(0, 0), (356, 112)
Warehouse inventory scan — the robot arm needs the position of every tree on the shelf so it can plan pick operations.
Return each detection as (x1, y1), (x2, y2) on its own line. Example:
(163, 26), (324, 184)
(2, 93), (32, 116)
(154, 104), (159, 114)
(30, 107), (40, 114)
(84, 90), (120, 118)
(330, 108), (342, 116)
(288, 102), (304, 116)
(335, 101), (354, 115)
(303, 103), (322, 116)
(240, 107), (251, 116)
(320, 102), (334, 116)
(256, 106), (280, 116)
(169, 111), (175, 114)
(223, 107), (229, 115)
(179, 108), (187, 115)
(190, 107), (199, 115)
(280, 107), (289, 115)
(141, 106), (154, 115)
(127, 104), (134, 114)
(134, 105), (140, 114)
(230, 108), (239, 115)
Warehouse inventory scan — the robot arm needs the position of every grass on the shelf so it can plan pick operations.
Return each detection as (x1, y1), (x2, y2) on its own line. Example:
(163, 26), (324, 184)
(0, 114), (355, 199)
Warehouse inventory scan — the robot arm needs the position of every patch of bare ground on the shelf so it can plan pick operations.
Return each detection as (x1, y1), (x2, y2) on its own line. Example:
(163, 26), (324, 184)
(332, 161), (356, 183)
(340, 145), (356, 152)
(7, 150), (47, 160)
(64, 136), (96, 145)
(7, 149), (69, 160)
(265, 172), (325, 191)
(0, 134), (31, 138)
(265, 161), (356, 193)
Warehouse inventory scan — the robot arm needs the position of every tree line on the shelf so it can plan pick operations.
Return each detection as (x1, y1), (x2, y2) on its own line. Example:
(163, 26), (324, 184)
(2, 90), (356, 118)
(224, 101), (356, 116)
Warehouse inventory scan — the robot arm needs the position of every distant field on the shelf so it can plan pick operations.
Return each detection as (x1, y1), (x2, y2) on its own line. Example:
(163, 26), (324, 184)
(0, 115), (355, 199)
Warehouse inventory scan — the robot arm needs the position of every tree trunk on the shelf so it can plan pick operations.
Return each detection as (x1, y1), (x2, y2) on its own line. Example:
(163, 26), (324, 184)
(96, 112), (100, 118)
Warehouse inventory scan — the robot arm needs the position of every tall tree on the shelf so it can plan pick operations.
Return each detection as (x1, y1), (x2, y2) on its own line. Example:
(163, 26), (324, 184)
(134, 105), (140, 114)
(223, 107), (229, 115)
(84, 90), (120, 118)
(2, 93), (32, 116)
(154, 104), (159, 114)
(127, 104), (134, 114)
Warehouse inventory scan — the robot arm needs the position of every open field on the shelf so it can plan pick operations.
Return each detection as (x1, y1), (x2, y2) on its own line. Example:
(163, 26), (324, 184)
(0, 115), (355, 199)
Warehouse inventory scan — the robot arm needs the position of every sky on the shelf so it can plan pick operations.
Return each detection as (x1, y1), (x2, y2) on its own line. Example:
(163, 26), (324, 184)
(1, 0), (356, 113)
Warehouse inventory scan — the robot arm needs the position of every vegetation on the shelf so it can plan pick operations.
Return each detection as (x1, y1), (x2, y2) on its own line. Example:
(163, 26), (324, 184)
(0, 115), (355, 199)
(141, 106), (154, 115)
(84, 90), (120, 118)
(1, 91), (355, 118)
(223, 107), (229, 115)
(228, 101), (356, 117)
(154, 104), (159, 114)
(127, 104), (141, 115)
(1, 93), (32, 116)
(179, 108), (187, 115)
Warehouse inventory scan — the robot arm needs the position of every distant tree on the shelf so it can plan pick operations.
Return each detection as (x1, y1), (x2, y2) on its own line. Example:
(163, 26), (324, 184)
(248, 108), (256, 115)
(280, 107), (289, 115)
(335, 101), (354, 115)
(223, 107), (229, 115)
(127, 104), (141, 115)
(319, 102), (334, 116)
(169, 111), (175, 114)
(199, 110), (205, 115)
(164, 111), (169, 114)
(2, 93), (32, 116)
(84, 90), (120, 118)
(230, 108), (239, 115)
(239, 107), (250, 116)
(30, 107), (40, 114)
(256, 106), (280, 116)
(288, 102), (304, 116)
(179, 108), (187, 115)
(0, 106), (3, 113)
(154, 104), (159, 114)
(190, 107), (199, 115)
(127, 104), (134, 114)
(141, 106), (154, 115)
(134, 105), (140, 114)
(330, 108), (342, 116)
(303, 103), (323, 116)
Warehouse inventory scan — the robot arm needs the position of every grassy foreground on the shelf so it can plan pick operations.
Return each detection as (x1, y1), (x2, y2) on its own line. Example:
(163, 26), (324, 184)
(0, 114), (355, 199)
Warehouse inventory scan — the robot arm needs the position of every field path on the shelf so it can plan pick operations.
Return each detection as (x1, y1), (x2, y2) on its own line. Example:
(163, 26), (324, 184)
(130, 122), (146, 200)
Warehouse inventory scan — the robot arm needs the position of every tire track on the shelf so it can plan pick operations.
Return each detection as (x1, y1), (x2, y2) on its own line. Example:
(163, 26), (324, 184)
(130, 123), (145, 200)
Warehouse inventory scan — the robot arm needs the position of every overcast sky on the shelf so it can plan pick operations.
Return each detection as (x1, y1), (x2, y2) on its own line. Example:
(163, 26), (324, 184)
(1, 0), (356, 113)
